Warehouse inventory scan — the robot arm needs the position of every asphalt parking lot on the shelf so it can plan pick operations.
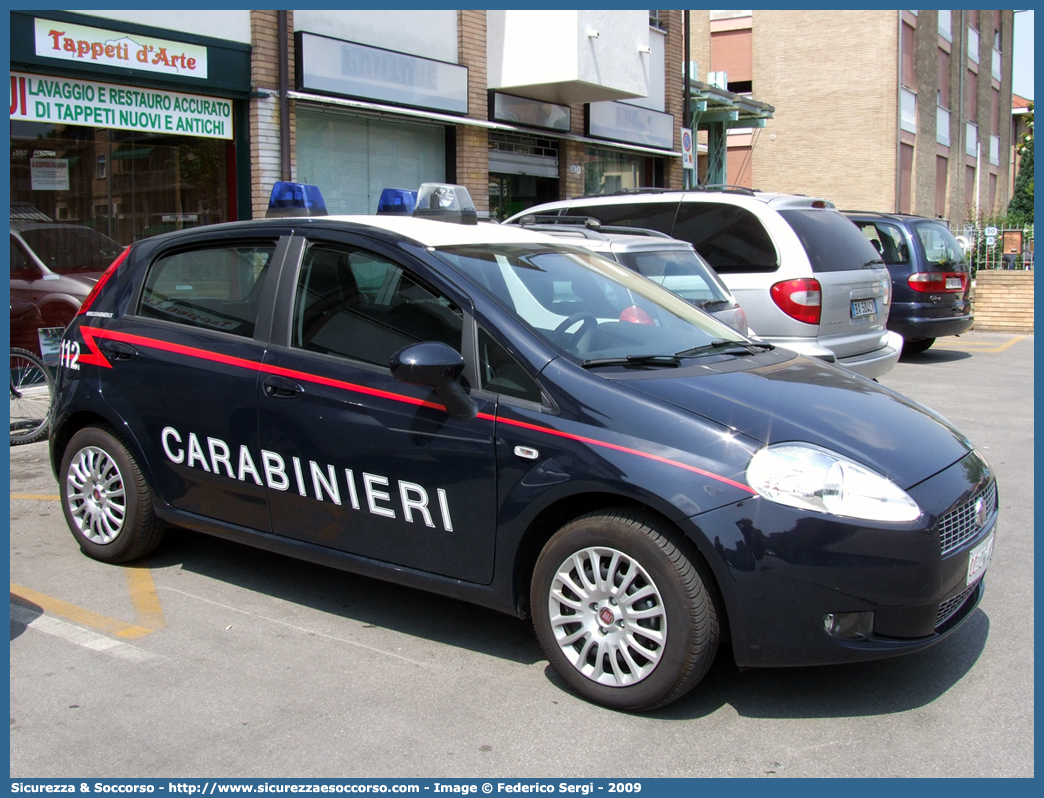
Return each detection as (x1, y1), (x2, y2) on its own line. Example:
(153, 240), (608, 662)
(9, 331), (1034, 778)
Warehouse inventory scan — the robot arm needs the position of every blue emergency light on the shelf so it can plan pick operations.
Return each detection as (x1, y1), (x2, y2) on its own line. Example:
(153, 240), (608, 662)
(266, 182), (328, 218)
(376, 188), (418, 215)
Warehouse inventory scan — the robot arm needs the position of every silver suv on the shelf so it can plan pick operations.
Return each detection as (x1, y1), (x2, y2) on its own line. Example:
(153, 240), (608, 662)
(505, 190), (902, 379)
(508, 218), (748, 335)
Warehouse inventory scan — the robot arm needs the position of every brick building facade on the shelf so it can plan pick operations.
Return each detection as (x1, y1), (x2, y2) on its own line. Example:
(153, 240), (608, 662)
(263, 9), (685, 220)
(689, 10), (1016, 224)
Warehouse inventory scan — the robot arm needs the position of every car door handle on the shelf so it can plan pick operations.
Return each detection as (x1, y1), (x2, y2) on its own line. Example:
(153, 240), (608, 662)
(262, 375), (304, 399)
(100, 341), (137, 361)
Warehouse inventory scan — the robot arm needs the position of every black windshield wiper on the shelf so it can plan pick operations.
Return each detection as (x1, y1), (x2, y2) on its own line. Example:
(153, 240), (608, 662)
(863, 258), (886, 268)
(674, 339), (774, 358)
(582, 354), (681, 369)
(696, 298), (731, 310)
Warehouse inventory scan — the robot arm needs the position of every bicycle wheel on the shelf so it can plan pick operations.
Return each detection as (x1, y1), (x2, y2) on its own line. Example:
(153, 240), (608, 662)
(10, 348), (56, 445)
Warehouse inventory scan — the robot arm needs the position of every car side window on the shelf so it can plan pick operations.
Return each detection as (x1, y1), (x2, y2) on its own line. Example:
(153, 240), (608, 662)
(292, 242), (463, 367)
(857, 223), (909, 265)
(673, 203), (779, 273)
(477, 327), (542, 404)
(571, 202), (678, 235)
(138, 242), (276, 337)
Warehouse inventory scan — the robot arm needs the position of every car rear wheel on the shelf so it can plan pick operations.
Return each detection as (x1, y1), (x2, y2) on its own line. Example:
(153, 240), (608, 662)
(531, 509), (719, 711)
(60, 425), (165, 563)
(903, 337), (936, 355)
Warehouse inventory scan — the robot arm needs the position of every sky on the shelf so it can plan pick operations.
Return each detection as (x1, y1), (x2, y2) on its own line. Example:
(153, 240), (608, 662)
(1012, 10), (1033, 101)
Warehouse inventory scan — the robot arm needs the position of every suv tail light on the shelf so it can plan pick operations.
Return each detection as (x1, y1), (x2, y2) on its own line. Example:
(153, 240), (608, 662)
(77, 247), (129, 315)
(771, 278), (822, 325)
(907, 272), (968, 293)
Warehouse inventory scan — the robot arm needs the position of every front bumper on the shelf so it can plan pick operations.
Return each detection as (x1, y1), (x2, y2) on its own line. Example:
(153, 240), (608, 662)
(686, 450), (996, 668)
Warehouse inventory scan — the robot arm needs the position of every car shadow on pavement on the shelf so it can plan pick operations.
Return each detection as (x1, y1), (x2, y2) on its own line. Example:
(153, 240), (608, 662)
(10, 594), (43, 641)
(146, 528), (543, 665)
(899, 348), (973, 363)
(647, 608), (990, 720)
(150, 527), (990, 719)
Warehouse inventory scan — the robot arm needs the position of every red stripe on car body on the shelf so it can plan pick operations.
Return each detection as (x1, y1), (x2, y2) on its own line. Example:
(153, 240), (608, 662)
(77, 326), (754, 494)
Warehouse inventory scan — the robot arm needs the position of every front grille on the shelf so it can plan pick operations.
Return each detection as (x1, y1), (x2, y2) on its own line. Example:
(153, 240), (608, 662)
(936, 581), (979, 628)
(939, 479), (996, 556)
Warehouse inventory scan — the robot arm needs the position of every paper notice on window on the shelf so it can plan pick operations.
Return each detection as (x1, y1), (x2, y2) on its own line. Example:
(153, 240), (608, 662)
(30, 158), (70, 191)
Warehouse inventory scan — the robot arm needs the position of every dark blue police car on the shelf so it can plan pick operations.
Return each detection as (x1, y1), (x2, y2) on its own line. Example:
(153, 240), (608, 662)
(50, 183), (996, 711)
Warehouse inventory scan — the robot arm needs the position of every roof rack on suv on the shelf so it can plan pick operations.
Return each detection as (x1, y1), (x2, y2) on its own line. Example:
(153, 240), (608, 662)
(695, 183), (757, 196)
(576, 184), (758, 199)
(609, 187), (681, 195)
(513, 215), (672, 240)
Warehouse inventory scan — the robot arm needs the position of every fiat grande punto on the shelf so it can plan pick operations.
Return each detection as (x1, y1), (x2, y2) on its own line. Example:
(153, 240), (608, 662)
(50, 184), (996, 711)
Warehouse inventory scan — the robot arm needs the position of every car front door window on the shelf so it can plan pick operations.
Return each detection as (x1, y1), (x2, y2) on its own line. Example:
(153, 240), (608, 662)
(292, 243), (463, 366)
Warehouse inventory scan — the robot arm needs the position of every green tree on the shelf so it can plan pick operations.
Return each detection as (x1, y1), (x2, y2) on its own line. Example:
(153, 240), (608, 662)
(1007, 104), (1034, 226)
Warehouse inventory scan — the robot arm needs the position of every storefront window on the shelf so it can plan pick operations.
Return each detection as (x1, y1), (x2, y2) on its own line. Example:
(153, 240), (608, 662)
(489, 174), (559, 221)
(583, 146), (663, 195)
(296, 107), (446, 215)
(10, 120), (231, 247)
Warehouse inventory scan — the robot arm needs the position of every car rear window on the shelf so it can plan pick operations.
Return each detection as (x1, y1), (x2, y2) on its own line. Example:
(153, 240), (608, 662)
(778, 209), (883, 273)
(139, 242), (276, 337)
(913, 221), (969, 271)
(672, 203), (779, 273)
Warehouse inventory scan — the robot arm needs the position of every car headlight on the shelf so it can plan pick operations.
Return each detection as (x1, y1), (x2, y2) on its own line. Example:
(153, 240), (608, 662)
(746, 443), (921, 523)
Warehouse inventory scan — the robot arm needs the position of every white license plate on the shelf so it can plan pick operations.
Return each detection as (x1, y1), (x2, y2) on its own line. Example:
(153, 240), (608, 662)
(966, 532), (994, 586)
(851, 299), (877, 318)
(945, 277), (963, 290)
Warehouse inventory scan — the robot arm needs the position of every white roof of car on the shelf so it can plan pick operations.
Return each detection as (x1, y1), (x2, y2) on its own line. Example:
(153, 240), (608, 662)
(325, 215), (562, 247)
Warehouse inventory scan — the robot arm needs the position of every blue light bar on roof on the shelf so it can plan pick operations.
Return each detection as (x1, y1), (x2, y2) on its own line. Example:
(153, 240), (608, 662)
(266, 182), (328, 218)
(377, 188), (418, 215)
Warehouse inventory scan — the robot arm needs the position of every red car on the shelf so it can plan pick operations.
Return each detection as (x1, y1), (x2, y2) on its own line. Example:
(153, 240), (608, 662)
(10, 222), (124, 354)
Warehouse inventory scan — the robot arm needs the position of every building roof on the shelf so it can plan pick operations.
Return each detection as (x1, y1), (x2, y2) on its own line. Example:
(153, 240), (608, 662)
(1013, 94), (1033, 109)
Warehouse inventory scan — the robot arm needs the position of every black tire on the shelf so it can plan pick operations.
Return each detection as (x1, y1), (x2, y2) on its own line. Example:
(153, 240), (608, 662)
(10, 348), (55, 445)
(531, 509), (719, 711)
(902, 337), (936, 355)
(59, 425), (165, 563)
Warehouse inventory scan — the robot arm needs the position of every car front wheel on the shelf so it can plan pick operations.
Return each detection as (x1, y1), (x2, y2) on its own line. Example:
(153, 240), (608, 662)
(60, 425), (165, 563)
(531, 509), (719, 711)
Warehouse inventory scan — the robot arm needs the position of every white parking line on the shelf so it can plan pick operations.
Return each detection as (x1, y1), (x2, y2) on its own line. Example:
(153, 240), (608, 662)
(10, 602), (161, 662)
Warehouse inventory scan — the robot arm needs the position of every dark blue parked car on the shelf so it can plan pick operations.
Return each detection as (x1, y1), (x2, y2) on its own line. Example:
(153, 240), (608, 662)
(844, 211), (974, 354)
(49, 185), (996, 711)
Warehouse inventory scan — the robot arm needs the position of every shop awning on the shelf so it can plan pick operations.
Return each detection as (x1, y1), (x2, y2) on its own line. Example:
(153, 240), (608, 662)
(289, 90), (683, 159)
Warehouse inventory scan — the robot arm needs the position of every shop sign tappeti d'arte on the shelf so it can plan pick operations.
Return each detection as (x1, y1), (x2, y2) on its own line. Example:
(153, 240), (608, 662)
(34, 19), (209, 79)
(9, 19), (231, 140)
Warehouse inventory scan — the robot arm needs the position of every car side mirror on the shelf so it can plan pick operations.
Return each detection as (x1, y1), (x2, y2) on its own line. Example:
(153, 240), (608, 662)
(388, 342), (478, 422)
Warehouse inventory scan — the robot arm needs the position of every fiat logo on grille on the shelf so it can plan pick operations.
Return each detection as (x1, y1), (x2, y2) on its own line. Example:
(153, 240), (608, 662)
(599, 607), (615, 625)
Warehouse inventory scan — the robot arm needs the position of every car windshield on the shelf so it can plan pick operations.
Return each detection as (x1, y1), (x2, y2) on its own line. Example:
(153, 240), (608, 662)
(19, 226), (124, 274)
(613, 247), (733, 308)
(433, 243), (745, 362)
(914, 222), (969, 269)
